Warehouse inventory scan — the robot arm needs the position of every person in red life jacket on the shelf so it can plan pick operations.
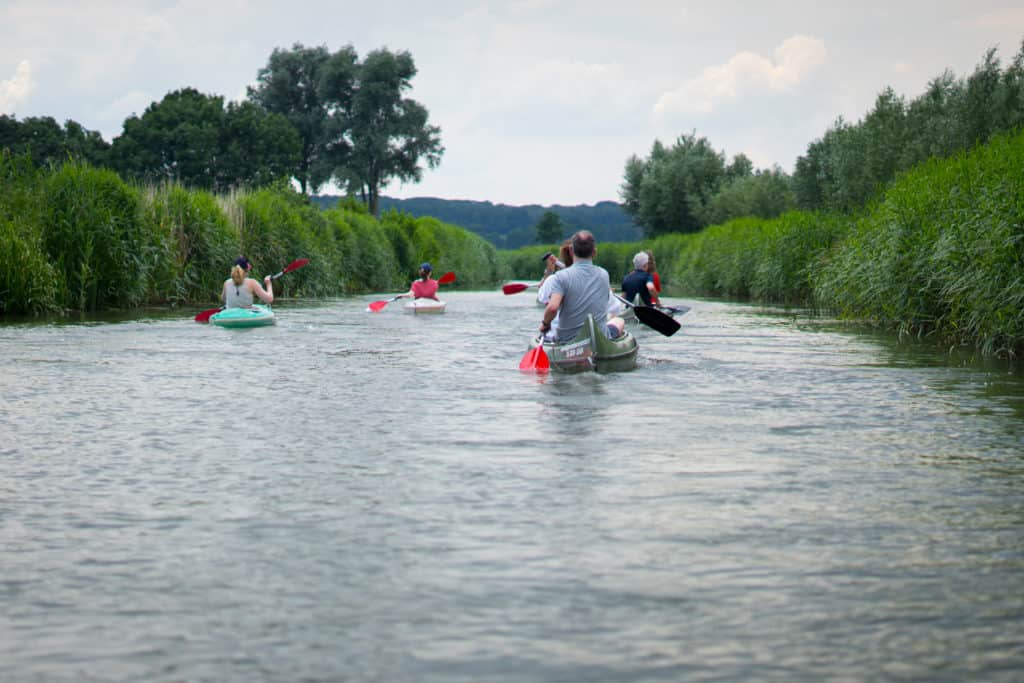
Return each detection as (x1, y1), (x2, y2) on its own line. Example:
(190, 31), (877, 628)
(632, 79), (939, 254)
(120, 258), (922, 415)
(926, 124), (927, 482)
(646, 250), (662, 305)
(221, 256), (273, 309)
(398, 263), (440, 301)
(621, 251), (657, 306)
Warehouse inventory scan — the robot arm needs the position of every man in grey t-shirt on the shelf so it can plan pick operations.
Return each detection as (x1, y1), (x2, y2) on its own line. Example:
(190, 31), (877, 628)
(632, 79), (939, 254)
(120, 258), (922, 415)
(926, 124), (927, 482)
(540, 231), (625, 343)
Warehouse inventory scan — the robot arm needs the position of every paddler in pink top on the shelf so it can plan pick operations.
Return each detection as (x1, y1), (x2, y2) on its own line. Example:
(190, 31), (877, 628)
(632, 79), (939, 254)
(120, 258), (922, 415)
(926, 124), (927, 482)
(399, 263), (440, 301)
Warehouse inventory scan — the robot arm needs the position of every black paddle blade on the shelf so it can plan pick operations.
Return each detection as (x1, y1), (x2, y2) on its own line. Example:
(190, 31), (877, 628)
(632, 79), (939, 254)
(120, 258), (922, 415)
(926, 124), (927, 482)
(633, 305), (681, 337)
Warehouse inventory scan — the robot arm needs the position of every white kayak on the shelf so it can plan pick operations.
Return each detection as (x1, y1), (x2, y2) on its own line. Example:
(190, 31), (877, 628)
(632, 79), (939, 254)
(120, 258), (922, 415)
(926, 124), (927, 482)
(404, 298), (446, 314)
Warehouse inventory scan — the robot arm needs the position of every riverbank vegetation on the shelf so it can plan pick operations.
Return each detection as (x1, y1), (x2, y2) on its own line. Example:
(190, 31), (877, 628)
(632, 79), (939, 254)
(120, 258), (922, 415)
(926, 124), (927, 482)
(504, 42), (1024, 356)
(0, 153), (502, 317)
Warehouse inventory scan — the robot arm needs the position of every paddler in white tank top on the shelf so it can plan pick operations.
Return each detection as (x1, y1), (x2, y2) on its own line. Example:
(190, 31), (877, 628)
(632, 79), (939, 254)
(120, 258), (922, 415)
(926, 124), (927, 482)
(221, 256), (274, 308)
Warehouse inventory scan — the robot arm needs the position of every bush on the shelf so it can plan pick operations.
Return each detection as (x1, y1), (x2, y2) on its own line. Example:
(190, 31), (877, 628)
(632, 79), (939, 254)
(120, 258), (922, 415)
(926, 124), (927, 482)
(44, 163), (147, 310)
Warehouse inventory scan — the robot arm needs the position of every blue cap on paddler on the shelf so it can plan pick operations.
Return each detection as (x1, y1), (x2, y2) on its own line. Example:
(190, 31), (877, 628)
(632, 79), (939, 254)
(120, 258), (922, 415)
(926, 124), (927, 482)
(234, 256), (251, 270)
(541, 251), (554, 262)
(420, 262), (432, 272)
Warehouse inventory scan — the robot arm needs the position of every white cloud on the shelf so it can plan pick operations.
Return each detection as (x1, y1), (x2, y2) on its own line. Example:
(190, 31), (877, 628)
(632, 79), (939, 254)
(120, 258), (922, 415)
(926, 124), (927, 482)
(654, 35), (827, 118)
(0, 60), (33, 112)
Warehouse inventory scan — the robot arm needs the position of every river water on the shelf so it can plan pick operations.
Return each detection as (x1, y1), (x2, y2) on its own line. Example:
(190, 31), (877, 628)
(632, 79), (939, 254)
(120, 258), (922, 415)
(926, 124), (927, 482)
(2, 290), (1022, 682)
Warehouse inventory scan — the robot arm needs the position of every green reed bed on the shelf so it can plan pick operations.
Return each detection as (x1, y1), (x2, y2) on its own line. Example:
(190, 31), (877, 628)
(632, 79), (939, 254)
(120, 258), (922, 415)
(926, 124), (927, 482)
(0, 155), (503, 317)
(814, 129), (1024, 355)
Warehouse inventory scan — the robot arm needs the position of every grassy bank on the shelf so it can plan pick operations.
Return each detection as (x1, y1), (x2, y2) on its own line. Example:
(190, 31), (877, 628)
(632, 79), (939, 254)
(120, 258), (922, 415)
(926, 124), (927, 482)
(0, 155), (504, 317)
(499, 129), (1024, 356)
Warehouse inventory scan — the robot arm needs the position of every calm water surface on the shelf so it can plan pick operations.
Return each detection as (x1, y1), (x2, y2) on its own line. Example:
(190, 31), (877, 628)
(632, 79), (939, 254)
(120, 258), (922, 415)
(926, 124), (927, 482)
(2, 291), (1023, 682)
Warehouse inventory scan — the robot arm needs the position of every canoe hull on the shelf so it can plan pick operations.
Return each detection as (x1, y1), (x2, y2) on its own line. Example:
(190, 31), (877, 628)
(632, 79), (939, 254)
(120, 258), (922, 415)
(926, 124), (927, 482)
(210, 304), (276, 328)
(529, 315), (638, 373)
(404, 298), (446, 314)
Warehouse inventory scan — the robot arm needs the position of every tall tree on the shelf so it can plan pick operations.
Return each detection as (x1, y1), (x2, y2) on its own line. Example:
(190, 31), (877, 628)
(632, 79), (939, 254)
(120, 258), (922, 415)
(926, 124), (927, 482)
(534, 210), (563, 243)
(248, 43), (333, 194)
(336, 48), (443, 215)
(620, 133), (726, 237)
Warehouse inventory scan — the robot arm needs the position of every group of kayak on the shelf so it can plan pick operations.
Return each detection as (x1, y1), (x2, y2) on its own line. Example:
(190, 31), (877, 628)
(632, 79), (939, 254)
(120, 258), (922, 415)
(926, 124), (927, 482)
(196, 245), (688, 375)
(197, 258), (454, 327)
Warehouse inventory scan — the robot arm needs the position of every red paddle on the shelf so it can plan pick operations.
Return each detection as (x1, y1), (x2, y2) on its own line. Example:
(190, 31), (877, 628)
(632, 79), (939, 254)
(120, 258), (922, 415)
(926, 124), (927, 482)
(368, 271), (456, 312)
(367, 296), (401, 313)
(194, 258), (310, 323)
(502, 282), (537, 295)
(519, 338), (550, 373)
(194, 307), (222, 323)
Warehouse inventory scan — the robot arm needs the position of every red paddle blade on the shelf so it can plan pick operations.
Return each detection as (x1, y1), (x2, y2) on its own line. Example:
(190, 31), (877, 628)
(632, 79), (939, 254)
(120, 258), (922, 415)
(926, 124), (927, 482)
(503, 283), (529, 295)
(438, 271), (456, 284)
(367, 300), (389, 312)
(519, 344), (550, 373)
(194, 307), (221, 323)
(283, 258), (310, 274)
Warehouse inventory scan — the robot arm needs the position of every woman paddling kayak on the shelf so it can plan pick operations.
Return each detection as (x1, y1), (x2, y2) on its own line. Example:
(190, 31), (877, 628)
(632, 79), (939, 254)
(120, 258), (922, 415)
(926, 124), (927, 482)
(222, 256), (273, 308)
(396, 263), (440, 301)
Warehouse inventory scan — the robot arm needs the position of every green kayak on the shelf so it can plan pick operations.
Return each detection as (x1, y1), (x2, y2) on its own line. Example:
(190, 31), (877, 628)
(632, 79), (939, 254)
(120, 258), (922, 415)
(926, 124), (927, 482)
(210, 305), (276, 328)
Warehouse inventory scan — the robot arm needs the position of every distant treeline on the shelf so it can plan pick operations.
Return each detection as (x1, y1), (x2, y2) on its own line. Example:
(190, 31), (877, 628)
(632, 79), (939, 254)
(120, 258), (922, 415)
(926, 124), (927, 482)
(312, 195), (642, 249)
(0, 154), (504, 317)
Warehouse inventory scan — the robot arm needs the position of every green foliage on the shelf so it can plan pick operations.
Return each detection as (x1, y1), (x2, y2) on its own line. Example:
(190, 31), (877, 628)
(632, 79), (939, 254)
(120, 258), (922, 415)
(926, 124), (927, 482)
(248, 43), (335, 194)
(704, 167), (797, 226)
(534, 210), (564, 244)
(0, 153), (60, 315)
(141, 184), (238, 304)
(813, 128), (1024, 355)
(44, 163), (148, 310)
(250, 43), (443, 212)
(794, 41), (1024, 214)
(621, 134), (782, 238)
(109, 88), (300, 192)
(334, 48), (444, 215)
(0, 115), (110, 169)
(621, 133), (729, 237)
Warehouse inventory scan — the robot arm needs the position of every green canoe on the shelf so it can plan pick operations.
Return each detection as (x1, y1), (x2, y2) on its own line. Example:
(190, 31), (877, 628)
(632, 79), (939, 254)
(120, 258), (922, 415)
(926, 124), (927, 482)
(528, 315), (638, 373)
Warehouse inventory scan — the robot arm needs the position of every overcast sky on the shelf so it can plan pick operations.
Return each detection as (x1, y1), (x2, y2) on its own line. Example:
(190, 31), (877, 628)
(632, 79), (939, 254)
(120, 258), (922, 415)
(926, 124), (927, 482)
(2, 1), (1022, 206)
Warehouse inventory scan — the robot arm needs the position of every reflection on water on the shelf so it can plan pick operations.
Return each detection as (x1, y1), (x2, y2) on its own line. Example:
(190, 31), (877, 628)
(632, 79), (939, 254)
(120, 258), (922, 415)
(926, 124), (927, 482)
(1, 292), (1023, 682)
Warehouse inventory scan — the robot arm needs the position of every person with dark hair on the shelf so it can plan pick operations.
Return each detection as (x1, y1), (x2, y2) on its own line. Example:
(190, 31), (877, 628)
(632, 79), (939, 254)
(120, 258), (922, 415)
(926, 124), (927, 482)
(622, 251), (657, 306)
(397, 262), (440, 301)
(221, 256), (273, 308)
(538, 250), (565, 289)
(539, 231), (625, 342)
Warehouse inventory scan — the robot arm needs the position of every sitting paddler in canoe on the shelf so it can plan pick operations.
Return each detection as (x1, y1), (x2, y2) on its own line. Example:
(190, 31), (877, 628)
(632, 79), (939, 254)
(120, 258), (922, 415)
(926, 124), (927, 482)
(535, 248), (566, 303)
(522, 231), (635, 373)
(367, 264), (456, 313)
(622, 251), (657, 307)
(537, 238), (626, 336)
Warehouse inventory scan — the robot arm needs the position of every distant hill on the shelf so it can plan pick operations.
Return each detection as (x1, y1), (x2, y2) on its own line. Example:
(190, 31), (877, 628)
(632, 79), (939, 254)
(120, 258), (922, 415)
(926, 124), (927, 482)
(311, 195), (642, 249)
